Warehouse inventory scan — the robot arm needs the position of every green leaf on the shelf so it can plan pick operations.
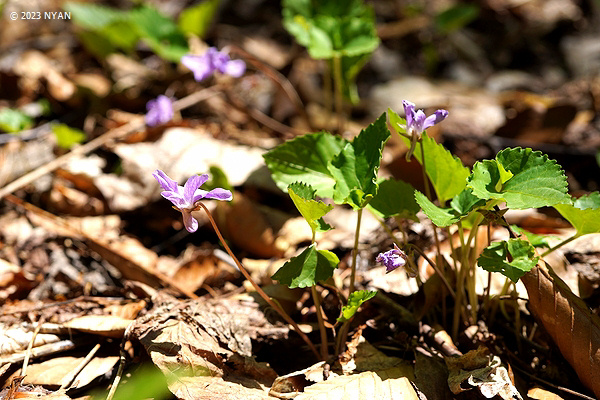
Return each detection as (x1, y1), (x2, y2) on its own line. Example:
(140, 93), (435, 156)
(415, 191), (460, 227)
(288, 182), (333, 235)
(435, 4), (479, 34)
(327, 113), (390, 208)
(338, 290), (377, 323)
(271, 244), (339, 288)
(511, 225), (552, 249)
(129, 6), (189, 62)
(51, 124), (86, 149)
(391, 112), (470, 204)
(65, 2), (127, 30)
(477, 239), (539, 282)
(263, 132), (347, 198)
(388, 108), (406, 135)
(468, 148), (571, 209)
(337, 53), (370, 104)
(450, 188), (486, 215)
(178, 0), (220, 37)
(282, 0), (379, 59)
(554, 192), (600, 237)
(415, 188), (484, 227)
(368, 178), (419, 221)
(0, 108), (33, 133)
(100, 20), (139, 52)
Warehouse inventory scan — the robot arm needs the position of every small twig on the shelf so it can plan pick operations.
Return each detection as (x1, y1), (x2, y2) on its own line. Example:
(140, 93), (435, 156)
(106, 342), (128, 400)
(0, 340), (77, 365)
(59, 342), (102, 390)
(4, 194), (198, 299)
(0, 86), (220, 201)
(229, 45), (313, 130)
(224, 92), (306, 137)
(21, 317), (45, 377)
(510, 363), (595, 400)
(348, 208), (363, 294)
(311, 286), (329, 360)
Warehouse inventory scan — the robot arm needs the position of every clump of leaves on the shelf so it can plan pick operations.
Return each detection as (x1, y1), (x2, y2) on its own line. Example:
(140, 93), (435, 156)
(281, 0), (379, 103)
(65, 2), (219, 61)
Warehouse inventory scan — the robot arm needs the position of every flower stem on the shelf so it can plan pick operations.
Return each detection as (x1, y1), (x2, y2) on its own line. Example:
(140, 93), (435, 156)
(349, 208), (363, 294)
(540, 234), (578, 257)
(419, 143), (444, 269)
(198, 202), (321, 360)
(311, 285), (329, 359)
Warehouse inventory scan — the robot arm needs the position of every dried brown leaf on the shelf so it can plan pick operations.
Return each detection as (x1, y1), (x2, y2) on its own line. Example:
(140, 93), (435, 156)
(16, 356), (118, 388)
(130, 297), (282, 400)
(528, 386), (564, 399)
(522, 264), (600, 398)
(0, 324), (61, 355)
(295, 371), (418, 400)
(63, 315), (133, 338)
(446, 347), (522, 400)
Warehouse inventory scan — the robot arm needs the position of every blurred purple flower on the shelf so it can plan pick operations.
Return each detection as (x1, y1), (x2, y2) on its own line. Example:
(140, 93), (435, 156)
(402, 100), (448, 139)
(376, 243), (408, 273)
(181, 47), (246, 82)
(153, 170), (232, 233)
(145, 95), (174, 127)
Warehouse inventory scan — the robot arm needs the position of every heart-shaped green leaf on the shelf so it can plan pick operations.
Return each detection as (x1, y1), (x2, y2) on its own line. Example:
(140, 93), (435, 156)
(271, 244), (339, 288)
(338, 290), (377, 322)
(288, 182), (333, 236)
(264, 132), (347, 198)
(327, 113), (390, 208)
(468, 147), (571, 209)
(477, 239), (539, 282)
(554, 192), (600, 237)
(368, 178), (420, 221)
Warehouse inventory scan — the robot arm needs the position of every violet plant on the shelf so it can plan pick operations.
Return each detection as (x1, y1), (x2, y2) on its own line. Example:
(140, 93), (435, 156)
(181, 47), (246, 82)
(281, 0), (379, 132)
(146, 96), (174, 127)
(263, 100), (600, 355)
(153, 170), (320, 359)
(145, 46), (245, 125)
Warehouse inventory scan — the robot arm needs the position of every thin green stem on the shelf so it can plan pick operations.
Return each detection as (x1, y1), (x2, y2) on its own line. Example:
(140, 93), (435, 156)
(489, 278), (513, 327)
(336, 319), (352, 355)
(198, 202), (320, 360)
(483, 223), (493, 312)
(311, 286), (329, 360)
(419, 143), (444, 270)
(540, 234), (578, 257)
(406, 243), (455, 298)
(349, 208), (363, 294)
(332, 55), (344, 134)
(452, 221), (471, 339)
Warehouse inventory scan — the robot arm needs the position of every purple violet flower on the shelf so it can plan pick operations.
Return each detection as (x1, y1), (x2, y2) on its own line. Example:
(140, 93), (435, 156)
(153, 170), (233, 233)
(376, 243), (408, 273)
(146, 95), (174, 127)
(181, 47), (246, 82)
(402, 100), (448, 139)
